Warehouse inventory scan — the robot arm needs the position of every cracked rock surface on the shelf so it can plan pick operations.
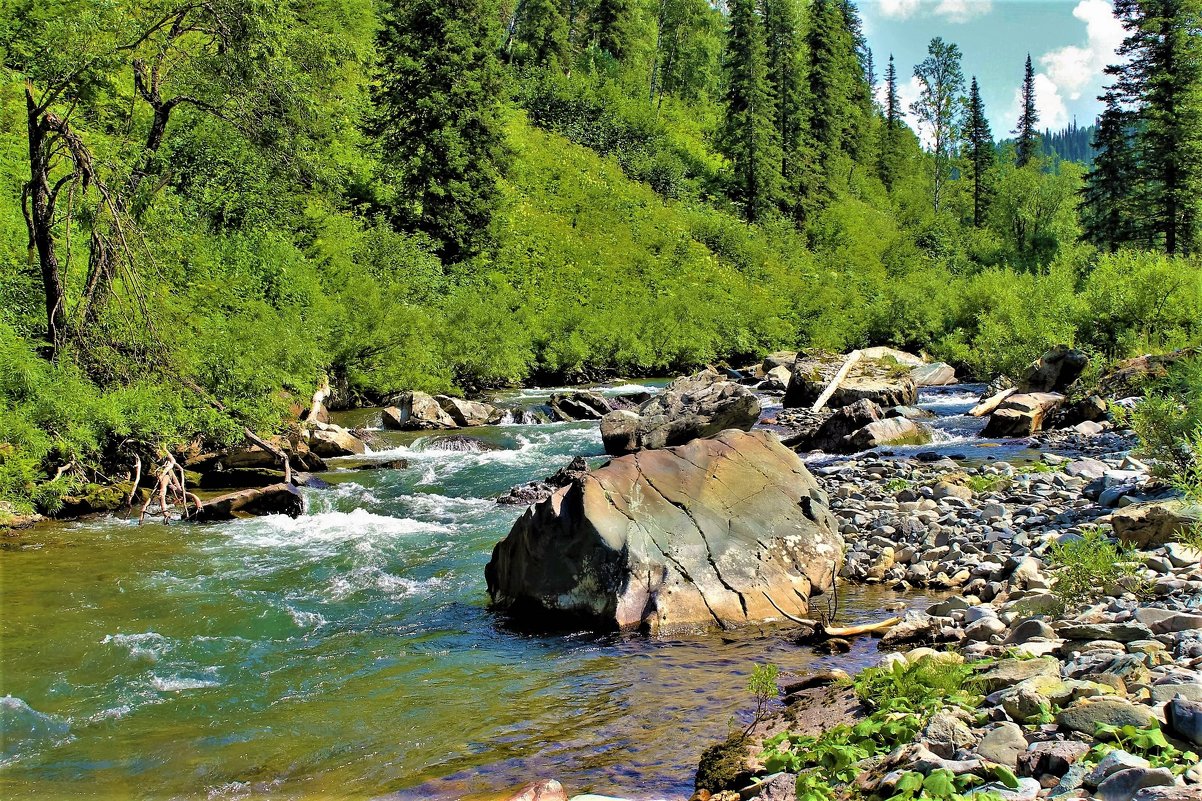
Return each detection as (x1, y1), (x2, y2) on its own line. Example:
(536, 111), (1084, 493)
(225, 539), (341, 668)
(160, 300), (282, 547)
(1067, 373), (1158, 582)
(485, 429), (843, 633)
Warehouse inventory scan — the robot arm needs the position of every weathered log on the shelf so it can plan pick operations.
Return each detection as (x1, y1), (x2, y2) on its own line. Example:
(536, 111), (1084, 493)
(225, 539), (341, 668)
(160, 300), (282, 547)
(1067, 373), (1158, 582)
(969, 387), (1016, 417)
(764, 592), (902, 640)
(811, 350), (862, 413)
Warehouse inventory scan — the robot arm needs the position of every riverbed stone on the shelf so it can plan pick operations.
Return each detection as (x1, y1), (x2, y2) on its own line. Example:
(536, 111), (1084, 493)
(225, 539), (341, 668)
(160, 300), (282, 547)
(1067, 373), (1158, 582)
(382, 391), (457, 430)
(783, 351), (918, 410)
(435, 395), (497, 426)
(970, 657), (1060, 695)
(195, 483), (303, 522)
(1056, 697), (1156, 734)
(504, 780), (568, 801)
(486, 430), (843, 632)
(1111, 500), (1201, 548)
(976, 721), (1027, 768)
(1096, 768), (1176, 801)
(599, 370), (761, 456)
(1167, 696), (1202, 746)
(982, 393), (1066, 438)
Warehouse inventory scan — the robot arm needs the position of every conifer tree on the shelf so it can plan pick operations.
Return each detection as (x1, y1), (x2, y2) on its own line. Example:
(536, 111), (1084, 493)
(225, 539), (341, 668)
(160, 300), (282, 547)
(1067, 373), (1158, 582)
(1081, 92), (1139, 252)
(593, 0), (635, 60)
(375, 0), (509, 261)
(879, 53), (904, 191)
(762, 0), (808, 218)
(805, 0), (868, 185)
(1015, 54), (1041, 167)
(885, 54), (901, 130)
(965, 76), (995, 227)
(513, 0), (570, 67)
(911, 37), (965, 212)
(720, 0), (782, 222)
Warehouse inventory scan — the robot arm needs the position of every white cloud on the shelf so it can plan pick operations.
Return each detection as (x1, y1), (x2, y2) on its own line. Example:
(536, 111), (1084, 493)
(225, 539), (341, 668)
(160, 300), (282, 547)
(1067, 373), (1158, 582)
(879, 0), (922, 20)
(875, 0), (992, 22)
(933, 0), (993, 23)
(1038, 0), (1126, 101)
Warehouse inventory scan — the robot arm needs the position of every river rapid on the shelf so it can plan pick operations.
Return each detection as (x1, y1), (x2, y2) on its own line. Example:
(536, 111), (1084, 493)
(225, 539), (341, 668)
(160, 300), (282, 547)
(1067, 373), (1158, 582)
(1, 382), (1022, 800)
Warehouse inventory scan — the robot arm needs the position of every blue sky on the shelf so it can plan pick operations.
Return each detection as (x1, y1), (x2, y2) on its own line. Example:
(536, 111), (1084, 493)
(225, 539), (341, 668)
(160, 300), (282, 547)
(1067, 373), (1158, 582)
(858, 0), (1126, 136)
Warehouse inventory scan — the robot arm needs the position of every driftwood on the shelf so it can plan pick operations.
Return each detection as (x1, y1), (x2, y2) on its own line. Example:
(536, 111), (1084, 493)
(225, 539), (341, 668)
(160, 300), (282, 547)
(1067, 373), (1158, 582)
(811, 350), (862, 413)
(764, 592), (902, 641)
(969, 387), (1017, 417)
(139, 451), (202, 524)
(306, 375), (331, 422)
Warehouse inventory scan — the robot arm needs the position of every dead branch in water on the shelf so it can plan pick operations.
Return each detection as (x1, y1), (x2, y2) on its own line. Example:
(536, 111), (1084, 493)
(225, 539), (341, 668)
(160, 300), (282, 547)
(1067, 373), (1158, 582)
(138, 450), (202, 524)
(764, 592), (902, 641)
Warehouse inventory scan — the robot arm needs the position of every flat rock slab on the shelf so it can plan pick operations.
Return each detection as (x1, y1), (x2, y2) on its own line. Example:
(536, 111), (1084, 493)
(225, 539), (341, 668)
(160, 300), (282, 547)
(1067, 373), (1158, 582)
(486, 430), (843, 633)
(1056, 697), (1156, 734)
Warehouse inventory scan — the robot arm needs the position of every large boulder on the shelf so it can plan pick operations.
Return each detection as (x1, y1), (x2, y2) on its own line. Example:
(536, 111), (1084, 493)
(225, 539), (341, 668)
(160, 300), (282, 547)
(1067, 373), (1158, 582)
(1111, 500), (1201, 549)
(1018, 346), (1090, 393)
(435, 395), (496, 427)
(382, 391), (457, 430)
(1096, 348), (1199, 398)
(799, 399), (930, 454)
(783, 352), (918, 410)
(196, 483), (303, 522)
(216, 436), (326, 472)
(911, 362), (957, 387)
(981, 392), (1065, 437)
(598, 369), (761, 456)
(547, 391), (613, 422)
(861, 346), (925, 367)
(308, 426), (368, 457)
(485, 429), (843, 633)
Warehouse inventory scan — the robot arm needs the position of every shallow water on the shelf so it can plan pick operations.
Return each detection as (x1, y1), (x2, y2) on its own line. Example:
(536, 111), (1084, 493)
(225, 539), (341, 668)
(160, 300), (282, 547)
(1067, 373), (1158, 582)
(2, 381), (926, 800)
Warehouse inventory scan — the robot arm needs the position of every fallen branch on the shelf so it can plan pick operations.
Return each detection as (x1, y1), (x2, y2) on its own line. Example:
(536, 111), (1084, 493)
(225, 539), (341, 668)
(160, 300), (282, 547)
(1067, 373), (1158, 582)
(969, 387), (1016, 417)
(138, 451), (202, 524)
(764, 592), (902, 640)
(811, 350), (862, 413)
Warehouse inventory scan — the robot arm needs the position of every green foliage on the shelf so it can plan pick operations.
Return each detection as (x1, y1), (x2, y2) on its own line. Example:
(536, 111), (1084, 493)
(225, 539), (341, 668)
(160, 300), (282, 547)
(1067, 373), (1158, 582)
(1088, 722), (1200, 775)
(1131, 356), (1202, 477)
(963, 474), (1010, 494)
(853, 654), (979, 713)
(886, 769), (999, 801)
(1046, 527), (1143, 612)
(746, 663), (780, 735)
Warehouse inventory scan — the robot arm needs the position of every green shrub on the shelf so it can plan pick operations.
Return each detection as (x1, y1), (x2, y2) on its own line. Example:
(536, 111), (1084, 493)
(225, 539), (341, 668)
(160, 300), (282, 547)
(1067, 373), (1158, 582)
(1046, 527), (1143, 612)
(1130, 357), (1202, 478)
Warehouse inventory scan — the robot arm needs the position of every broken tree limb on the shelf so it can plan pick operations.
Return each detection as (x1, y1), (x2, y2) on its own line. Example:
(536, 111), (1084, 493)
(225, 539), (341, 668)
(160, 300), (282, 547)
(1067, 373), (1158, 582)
(811, 350), (862, 413)
(138, 451), (202, 524)
(764, 591), (903, 640)
(969, 387), (1016, 417)
(306, 375), (331, 423)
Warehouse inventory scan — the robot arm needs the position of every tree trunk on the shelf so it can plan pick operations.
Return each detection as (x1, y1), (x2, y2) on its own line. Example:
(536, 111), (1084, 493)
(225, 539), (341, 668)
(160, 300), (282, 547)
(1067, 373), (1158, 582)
(24, 87), (66, 356)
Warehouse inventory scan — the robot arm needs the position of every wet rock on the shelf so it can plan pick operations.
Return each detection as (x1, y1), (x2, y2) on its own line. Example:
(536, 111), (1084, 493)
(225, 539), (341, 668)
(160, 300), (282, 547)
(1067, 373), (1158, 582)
(55, 482), (138, 518)
(486, 430), (842, 632)
(308, 427), (367, 457)
(196, 483), (303, 522)
(599, 370), (760, 456)
(435, 395), (497, 426)
(547, 392), (613, 422)
(982, 393), (1065, 438)
(382, 391), (457, 430)
(422, 435), (501, 452)
(1056, 697), (1155, 734)
(498, 457), (591, 506)
(911, 362), (957, 387)
(197, 467), (287, 490)
(503, 780), (568, 801)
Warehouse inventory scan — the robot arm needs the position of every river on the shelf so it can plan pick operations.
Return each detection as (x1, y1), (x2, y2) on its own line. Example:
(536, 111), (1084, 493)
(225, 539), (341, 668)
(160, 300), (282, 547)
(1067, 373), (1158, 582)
(0, 381), (1028, 800)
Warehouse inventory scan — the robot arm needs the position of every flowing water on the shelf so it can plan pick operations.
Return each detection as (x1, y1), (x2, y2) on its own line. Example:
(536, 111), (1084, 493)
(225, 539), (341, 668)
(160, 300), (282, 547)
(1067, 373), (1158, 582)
(2, 381), (981, 800)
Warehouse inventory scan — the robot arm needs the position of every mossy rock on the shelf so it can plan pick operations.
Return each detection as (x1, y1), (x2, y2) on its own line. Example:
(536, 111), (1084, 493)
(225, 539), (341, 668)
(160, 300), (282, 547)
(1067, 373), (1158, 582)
(695, 733), (754, 793)
(54, 482), (138, 519)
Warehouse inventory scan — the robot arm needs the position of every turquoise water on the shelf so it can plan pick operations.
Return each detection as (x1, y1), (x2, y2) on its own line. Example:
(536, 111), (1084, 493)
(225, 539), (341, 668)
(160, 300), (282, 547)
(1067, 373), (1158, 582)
(1, 384), (916, 801)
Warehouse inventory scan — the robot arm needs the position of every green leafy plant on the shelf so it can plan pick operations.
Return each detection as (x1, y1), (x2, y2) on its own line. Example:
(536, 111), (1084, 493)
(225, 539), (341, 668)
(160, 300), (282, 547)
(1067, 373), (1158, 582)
(886, 769), (1001, 801)
(964, 474), (1010, 494)
(745, 663), (780, 736)
(884, 477), (914, 493)
(1089, 722), (1200, 775)
(1046, 527), (1144, 612)
(854, 655), (979, 713)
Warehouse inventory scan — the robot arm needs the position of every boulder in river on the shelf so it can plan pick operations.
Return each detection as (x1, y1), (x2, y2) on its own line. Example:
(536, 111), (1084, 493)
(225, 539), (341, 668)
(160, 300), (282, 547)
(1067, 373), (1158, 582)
(598, 369), (760, 456)
(435, 395), (496, 427)
(1111, 500), (1201, 549)
(783, 351), (918, 410)
(196, 483), (303, 522)
(547, 391), (613, 422)
(911, 362), (957, 387)
(420, 434), (501, 452)
(485, 429), (843, 633)
(307, 426), (368, 458)
(382, 391), (457, 430)
(498, 457), (590, 505)
(1018, 346), (1089, 393)
(981, 392), (1065, 437)
(799, 399), (931, 454)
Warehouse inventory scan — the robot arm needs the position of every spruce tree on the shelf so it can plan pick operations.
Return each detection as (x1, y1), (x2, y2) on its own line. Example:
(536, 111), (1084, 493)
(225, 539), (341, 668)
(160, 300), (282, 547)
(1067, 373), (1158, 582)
(879, 53), (904, 191)
(1015, 54), (1040, 167)
(965, 77), (995, 227)
(762, 0), (808, 218)
(805, 0), (868, 187)
(513, 0), (570, 67)
(375, 0), (509, 262)
(593, 0), (635, 60)
(1081, 91), (1139, 252)
(720, 0), (782, 222)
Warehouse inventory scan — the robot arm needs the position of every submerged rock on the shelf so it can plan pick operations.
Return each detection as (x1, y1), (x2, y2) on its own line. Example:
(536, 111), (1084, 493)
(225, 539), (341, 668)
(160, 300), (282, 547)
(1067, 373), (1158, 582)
(196, 483), (303, 522)
(485, 430), (842, 632)
(599, 370), (760, 456)
(799, 399), (931, 454)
